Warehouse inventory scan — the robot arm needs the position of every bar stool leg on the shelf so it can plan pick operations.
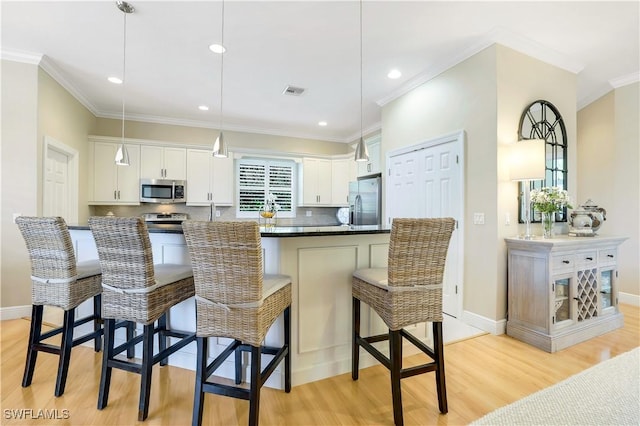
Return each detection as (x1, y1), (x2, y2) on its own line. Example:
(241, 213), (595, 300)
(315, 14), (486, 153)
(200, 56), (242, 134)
(138, 324), (155, 421)
(284, 306), (291, 393)
(93, 294), (102, 352)
(126, 321), (136, 359)
(98, 319), (115, 410)
(248, 345), (262, 426)
(192, 336), (208, 426)
(235, 344), (243, 384)
(22, 305), (43, 388)
(390, 330), (403, 426)
(433, 322), (448, 414)
(158, 314), (168, 366)
(352, 297), (361, 381)
(54, 308), (75, 397)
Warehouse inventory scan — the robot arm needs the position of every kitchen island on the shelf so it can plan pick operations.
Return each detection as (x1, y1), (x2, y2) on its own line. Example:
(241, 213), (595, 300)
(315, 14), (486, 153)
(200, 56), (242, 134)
(68, 223), (392, 388)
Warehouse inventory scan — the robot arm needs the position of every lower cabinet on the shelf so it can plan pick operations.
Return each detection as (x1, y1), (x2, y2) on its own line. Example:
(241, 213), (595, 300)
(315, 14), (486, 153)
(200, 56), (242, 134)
(505, 236), (627, 352)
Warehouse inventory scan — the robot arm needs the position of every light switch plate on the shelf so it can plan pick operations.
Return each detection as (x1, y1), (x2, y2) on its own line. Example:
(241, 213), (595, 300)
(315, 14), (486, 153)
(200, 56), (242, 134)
(473, 212), (485, 225)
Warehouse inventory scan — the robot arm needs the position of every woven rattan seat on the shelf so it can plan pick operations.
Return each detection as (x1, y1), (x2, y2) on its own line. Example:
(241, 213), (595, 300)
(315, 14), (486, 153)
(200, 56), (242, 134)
(16, 216), (103, 397)
(352, 218), (456, 426)
(182, 221), (292, 426)
(89, 216), (195, 421)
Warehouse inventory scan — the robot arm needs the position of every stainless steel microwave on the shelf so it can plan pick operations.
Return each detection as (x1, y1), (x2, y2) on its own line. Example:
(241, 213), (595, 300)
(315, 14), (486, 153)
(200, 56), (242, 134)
(140, 179), (186, 203)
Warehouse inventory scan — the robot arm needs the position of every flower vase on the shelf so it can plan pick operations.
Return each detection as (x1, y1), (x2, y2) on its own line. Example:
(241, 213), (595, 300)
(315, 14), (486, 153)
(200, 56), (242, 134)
(260, 210), (276, 227)
(541, 212), (555, 238)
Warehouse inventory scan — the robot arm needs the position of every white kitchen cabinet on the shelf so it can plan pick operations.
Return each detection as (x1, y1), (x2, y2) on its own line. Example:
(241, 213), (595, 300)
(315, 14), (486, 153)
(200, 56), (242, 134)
(505, 235), (627, 352)
(90, 141), (140, 205)
(357, 137), (381, 177)
(186, 149), (234, 206)
(299, 158), (332, 206)
(140, 145), (186, 180)
(330, 158), (351, 207)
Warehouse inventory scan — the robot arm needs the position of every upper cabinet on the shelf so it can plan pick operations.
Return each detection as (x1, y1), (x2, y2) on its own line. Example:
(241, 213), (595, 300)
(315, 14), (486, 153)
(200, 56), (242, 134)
(299, 158), (333, 206)
(331, 158), (353, 207)
(89, 141), (140, 205)
(357, 136), (381, 177)
(140, 145), (186, 180)
(186, 149), (234, 206)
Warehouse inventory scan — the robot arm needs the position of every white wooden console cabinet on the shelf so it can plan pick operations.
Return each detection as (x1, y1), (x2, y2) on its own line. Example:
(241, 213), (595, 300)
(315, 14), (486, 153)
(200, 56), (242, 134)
(505, 235), (627, 353)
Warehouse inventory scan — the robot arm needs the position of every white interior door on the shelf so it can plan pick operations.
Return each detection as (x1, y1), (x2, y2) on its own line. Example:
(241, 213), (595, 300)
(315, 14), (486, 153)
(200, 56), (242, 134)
(44, 148), (69, 218)
(386, 132), (464, 318)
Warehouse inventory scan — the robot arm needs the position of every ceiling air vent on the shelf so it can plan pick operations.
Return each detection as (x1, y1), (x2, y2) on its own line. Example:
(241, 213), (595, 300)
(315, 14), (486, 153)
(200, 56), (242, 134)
(283, 85), (305, 96)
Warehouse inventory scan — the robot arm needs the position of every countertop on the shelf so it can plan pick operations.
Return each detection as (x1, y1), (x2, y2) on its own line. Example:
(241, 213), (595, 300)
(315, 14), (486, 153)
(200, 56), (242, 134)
(68, 223), (390, 237)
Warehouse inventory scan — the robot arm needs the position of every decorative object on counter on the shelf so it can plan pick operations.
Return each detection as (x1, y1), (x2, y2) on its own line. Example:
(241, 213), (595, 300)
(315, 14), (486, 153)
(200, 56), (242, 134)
(352, 218), (456, 426)
(114, 1), (134, 166)
(353, 0), (369, 163)
(15, 216), (103, 397)
(337, 207), (349, 225)
(182, 221), (292, 426)
(569, 199), (607, 237)
(530, 186), (573, 238)
(212, 0), (228, 158)
(260, 192), (280, 227)
(509, 139), (546, 239)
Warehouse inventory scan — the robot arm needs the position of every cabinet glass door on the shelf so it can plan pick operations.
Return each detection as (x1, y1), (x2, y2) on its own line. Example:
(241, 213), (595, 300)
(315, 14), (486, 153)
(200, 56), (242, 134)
(600, 269), (614, 311)
(554, 278), (571, 323)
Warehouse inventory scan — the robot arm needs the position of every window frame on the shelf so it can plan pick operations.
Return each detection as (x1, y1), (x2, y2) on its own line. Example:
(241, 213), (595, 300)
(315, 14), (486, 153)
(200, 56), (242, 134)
(235, 158), (297, 219)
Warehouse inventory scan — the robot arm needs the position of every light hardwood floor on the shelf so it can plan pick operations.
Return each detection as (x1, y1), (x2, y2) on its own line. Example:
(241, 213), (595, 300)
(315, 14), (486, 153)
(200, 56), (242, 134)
(1, 304), (638, 425)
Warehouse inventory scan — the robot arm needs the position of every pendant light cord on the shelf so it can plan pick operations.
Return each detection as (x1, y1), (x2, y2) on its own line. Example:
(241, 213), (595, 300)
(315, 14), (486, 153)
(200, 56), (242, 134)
(219, 0), (225, 133)
(359, 0), (363, 141)
(121, 10), (127, 144)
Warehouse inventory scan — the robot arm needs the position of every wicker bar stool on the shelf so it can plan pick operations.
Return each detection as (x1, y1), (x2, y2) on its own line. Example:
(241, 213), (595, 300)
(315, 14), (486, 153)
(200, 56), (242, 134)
(352, 218), (456, 426)
(88, 216), (196, 421)
(182, 221), (291, 426)
(15, 216), (103, 397)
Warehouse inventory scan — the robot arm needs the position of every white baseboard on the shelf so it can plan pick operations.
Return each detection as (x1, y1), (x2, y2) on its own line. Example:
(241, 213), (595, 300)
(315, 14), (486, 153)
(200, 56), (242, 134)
(461, 310), (507, 335)
(619, 292), (640, 307)
(0, 305), (31, 321)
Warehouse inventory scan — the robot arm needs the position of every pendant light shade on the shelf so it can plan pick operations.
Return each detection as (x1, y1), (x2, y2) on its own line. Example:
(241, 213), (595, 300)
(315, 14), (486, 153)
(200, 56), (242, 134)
(212, 0), (228, 158)
(114, 1), (134, 166)
(354, 137), (369, 162)
(213, 132), (228, 158)
(354, 0), (369, 162)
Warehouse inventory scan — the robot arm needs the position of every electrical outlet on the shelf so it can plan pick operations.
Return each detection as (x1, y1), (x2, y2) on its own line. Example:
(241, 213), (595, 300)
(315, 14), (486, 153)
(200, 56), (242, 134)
(473, 212), (485, 225)
(505, 212), (511, 226)
(306, 210), (312, 217)
(215, 210), (221, 217)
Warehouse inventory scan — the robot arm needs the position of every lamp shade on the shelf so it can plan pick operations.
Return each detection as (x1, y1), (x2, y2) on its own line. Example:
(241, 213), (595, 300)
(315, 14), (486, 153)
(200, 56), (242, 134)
(509, 139), (545, 181)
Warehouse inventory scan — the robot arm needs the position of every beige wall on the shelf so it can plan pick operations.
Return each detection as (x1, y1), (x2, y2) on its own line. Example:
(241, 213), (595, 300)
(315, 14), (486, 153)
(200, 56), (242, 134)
(382, 44), (579, 322)
(1, 60), (39, 308)
(496, 46), (577, 319)
(93, 118), (351, 156)
(577, 82), (640, 298)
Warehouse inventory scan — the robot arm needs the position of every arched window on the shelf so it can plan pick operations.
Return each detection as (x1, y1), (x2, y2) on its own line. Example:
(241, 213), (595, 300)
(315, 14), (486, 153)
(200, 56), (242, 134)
(518, 100), (568, 223)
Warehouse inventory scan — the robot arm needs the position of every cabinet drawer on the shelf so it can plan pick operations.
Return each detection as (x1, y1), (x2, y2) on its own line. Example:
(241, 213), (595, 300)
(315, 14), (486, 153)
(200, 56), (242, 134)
(599, 248), (617, 265)
(552, 254), (574, 271)
(575, 251), (597, 268)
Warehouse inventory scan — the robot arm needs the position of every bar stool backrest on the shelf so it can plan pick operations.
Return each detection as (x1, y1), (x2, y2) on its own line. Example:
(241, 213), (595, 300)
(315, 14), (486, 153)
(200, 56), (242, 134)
(388, 218), (456, 289)
(88, 216), (155, 291)
(182, 221), (263, 306)
(17, 216), (77, 282)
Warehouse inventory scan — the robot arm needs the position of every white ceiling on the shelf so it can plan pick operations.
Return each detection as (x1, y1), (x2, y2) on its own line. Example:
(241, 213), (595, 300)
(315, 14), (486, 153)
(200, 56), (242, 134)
(2, 1), (638, 143)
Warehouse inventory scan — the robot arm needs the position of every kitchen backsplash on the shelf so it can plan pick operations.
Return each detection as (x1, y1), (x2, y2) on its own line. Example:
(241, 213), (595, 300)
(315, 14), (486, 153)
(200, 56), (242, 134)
(90, 205), (343, 226)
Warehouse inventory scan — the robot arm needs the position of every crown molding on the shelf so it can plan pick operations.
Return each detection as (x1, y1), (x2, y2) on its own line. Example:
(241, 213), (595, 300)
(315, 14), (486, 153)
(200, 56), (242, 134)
(0, 48), (42, 64)
(610, 71), (640, 88)
(577, 71), (640, 110)
(377, 27), (585, 108)
(38, 55), (99, 115)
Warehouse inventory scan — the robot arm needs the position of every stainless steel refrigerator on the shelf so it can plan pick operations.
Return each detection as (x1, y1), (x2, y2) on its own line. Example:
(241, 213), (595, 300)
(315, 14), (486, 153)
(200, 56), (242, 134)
(349, 173), (382, 225)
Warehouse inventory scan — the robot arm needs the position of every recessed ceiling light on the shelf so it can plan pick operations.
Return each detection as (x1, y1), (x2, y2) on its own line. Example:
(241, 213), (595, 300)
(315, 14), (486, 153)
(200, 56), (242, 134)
(318, 121), (328, 127)
(209, 44), (226, 54)
(387, 69), (402, 79)
(198, 105), (209, 111)
(108, 76), (122, 84)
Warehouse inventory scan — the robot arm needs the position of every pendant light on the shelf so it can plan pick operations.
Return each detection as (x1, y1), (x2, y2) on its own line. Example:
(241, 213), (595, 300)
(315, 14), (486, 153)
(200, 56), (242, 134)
(212, 0), (228, 158)
(354, 0), (369, 162)
(114, 1), (134, 166)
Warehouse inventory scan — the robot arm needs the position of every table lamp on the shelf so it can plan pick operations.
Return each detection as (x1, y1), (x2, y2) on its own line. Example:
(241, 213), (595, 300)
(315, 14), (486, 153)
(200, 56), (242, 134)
(509, 139), (546, 239)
